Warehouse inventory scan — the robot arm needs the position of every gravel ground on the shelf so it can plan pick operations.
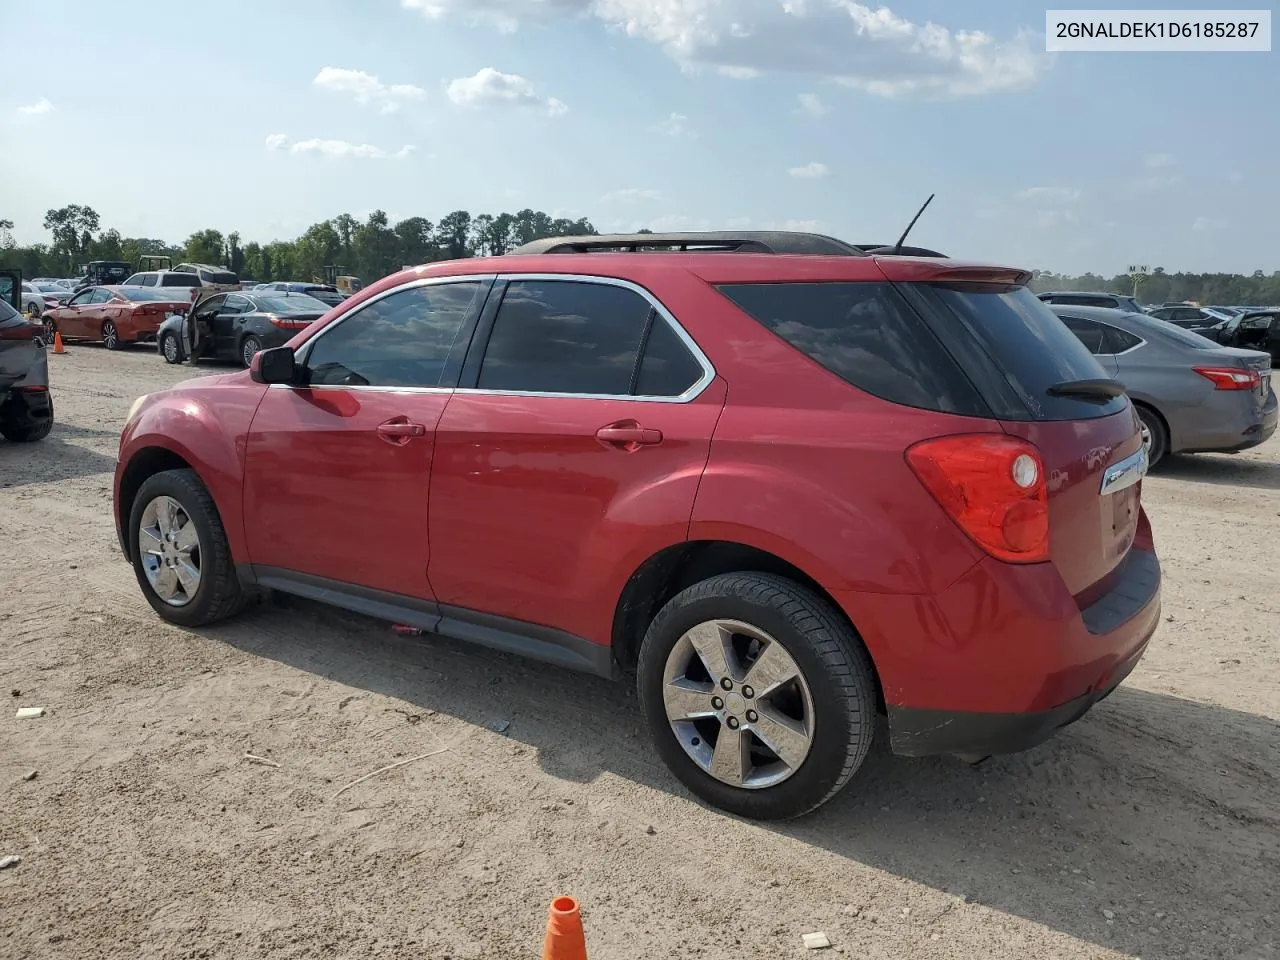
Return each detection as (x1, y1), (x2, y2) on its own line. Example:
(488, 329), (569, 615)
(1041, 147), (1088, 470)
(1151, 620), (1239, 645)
(1, 344), (1277, 960)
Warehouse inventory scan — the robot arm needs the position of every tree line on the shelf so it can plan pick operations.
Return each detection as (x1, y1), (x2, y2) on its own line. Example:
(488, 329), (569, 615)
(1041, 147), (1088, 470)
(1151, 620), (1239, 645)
(2, 207), (1276, 305)
(0, 206), (599, 284)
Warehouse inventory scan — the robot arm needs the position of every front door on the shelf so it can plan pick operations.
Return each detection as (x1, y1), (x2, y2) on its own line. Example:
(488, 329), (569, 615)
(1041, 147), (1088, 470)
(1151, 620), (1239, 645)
(58, 288), (100, 338)
(428, 276), (725, 646)
(241, 277), (490, 599)
(188, 293), (225, 356)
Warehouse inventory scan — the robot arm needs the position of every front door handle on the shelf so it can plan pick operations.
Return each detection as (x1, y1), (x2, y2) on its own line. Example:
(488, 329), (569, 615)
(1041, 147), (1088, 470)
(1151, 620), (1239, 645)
(376, 419), (426, 446)
(596, 421), (663, 450)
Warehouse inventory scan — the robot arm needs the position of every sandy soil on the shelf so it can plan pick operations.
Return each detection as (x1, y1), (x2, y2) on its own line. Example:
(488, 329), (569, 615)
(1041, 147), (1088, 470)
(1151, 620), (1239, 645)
(1, 344), (1277, 960)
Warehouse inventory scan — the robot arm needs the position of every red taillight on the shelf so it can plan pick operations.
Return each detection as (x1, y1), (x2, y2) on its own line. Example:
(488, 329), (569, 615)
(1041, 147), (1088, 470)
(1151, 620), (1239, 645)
(906, 434), (1050, 564)
(0, 321), (44, 341)
(1193, 366), (1260, 391)
(268, 315), (310, 329)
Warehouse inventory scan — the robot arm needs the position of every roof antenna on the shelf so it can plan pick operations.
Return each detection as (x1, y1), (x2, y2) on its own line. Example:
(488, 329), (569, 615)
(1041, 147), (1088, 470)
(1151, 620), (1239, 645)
(892, 194), (935, 255)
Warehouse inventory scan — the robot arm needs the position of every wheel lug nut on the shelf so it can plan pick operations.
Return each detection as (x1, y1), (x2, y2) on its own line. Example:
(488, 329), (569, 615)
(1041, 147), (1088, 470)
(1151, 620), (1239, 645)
(712, 697), (724, 710)
(726, 717), (740, 730)
(720, 678), (733, 691)
(742, 685), (755, 699)
(746, 710), (758, 724)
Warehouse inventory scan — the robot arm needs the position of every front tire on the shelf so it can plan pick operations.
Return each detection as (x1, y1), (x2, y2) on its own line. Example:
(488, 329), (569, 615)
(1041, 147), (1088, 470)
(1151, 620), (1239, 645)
(161, 332), (181, 364)
(128, 468), (248, 627)
(636, 572), (876, 820)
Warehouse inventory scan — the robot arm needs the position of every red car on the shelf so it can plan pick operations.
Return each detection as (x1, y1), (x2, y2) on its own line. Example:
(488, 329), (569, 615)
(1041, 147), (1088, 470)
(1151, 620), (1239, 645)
(113, 232), (1160, 820)
(44, 286), (191, 350)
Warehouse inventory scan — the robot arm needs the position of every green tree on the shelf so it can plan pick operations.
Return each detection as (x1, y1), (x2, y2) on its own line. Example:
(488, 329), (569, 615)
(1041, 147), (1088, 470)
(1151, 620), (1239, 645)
(42, 204), (100, 271)
(184, 229), (226, 265)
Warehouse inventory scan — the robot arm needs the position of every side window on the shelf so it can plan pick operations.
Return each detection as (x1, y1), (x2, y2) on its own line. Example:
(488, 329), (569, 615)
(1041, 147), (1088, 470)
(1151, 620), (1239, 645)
(305, 281), (481, 388)
(123, 275), (141, 286)
(90, 288), (113, 304)
(1059, 315), (1107, 354)
(222, 295), (250, 313)
(1101, 325), (1143, 353)
(69, 290), (94, 306)
(478, 280), (653, 395)
(141, 274), (158, 287)
(635, 317), (704, 397)
(194, 295), (225, 321)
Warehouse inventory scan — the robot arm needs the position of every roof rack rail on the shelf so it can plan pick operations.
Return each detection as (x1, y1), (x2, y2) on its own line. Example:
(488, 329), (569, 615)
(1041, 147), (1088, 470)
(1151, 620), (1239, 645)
(511, 231), (869, 257)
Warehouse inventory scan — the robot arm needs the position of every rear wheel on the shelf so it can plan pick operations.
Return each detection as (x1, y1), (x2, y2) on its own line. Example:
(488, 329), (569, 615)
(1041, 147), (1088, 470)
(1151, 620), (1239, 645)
(42, 317), (56, 342)
(637, 572), (877, 820)
(1136, 404), (1168, 466)
(26, 302), (41, 319)
(240, 335), (262, 368)
(101, 320), (119, 350)
(0, 392), (53, 443)
(161, 332), (181, 364)
(128, 468), (248, 627)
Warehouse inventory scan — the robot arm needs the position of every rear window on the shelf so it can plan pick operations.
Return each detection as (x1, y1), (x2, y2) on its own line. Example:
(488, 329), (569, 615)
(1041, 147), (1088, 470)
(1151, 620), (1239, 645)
(254, 294), (329, 314)
(159, 273), (201, 287)
(199, 269), (239, 285)
(303, 288), (345, 306)
(719, 281), (1127, 422)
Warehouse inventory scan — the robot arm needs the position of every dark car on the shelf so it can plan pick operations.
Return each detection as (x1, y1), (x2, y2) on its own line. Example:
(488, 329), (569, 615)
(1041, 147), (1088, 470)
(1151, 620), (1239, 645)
(1048, 304), (1275, 464)
(115, 230), (1161, 821)
(1038, 291), (1146, 314)
(1193, 309), (1280, 362)
(74, 261), (133, 291)
(157, 290), (331, 367)
(259, 282), (346, 307)
(0, 296), (53, 442)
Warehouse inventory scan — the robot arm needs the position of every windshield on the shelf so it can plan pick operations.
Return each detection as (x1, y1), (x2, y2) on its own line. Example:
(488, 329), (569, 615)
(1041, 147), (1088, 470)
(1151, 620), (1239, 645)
(1143, 319), (1223, 349)
(118, 288), (190, 302)
(34, 282), (65, 293)
(159, 273), (201, 287)
(253, 294), (330, 313)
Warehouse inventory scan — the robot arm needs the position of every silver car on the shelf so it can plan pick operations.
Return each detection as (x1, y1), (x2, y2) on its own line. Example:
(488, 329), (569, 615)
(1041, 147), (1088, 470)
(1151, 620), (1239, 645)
(1048, 304), (1276, 465)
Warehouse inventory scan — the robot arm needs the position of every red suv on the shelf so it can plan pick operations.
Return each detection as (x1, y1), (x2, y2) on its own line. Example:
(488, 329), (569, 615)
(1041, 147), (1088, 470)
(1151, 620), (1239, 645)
(114, 232), (1160, 820)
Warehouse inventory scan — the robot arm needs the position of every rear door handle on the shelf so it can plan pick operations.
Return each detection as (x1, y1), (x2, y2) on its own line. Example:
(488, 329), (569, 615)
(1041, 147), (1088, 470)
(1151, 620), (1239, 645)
(376, 419), (426, 445)
(595, 422), (663, 448)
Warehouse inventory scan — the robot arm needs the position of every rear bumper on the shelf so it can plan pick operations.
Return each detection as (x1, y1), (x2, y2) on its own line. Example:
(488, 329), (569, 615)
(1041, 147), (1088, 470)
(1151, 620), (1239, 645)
(1173, 389), (1278, 454)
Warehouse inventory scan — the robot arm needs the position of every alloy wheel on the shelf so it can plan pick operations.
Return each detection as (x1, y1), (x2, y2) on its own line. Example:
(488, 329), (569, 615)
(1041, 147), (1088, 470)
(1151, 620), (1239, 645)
(137, 495), (202, 607)
(102, 321), (118, 350)
(661, 619), (814, 789)
(162, 334), (179, 364)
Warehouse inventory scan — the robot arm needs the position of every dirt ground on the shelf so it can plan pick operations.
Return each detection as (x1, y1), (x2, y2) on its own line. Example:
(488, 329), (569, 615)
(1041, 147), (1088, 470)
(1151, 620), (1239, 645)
(1, 344), (1277, 960)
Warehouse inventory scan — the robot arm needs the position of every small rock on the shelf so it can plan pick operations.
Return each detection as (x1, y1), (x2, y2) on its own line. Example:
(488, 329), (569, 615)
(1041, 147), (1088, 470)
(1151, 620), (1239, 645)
(767, 879), (781, 888)
(930, 933), (941, 941)
(801, 932), (831, 950)
(10, 689), (19, 698)
(1103, 909), (1116, 921)
(1155, 911), (1167, 920)
(0, 856), (21, 870)
(1165, 615), (1175, 622)
(455, 839), (465, 848)
(69, 564), (78, 570)
(22, 771), (36, 782)
(901, 907), (911, 917)
(644, 825), (656, 835)
(842, 905), (860, 917)
(492, 719), (511, 734)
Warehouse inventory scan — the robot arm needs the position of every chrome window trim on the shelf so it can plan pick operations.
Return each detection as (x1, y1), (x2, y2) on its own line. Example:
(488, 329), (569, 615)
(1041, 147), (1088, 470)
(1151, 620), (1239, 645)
(453, 272), (716, 404)
(1060, 313), (1147, 359)
(271, 274), (498, 396)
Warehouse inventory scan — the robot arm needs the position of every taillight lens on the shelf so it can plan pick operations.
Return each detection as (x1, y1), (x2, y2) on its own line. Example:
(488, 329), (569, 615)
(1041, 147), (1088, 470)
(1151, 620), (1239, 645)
(1193, 366), (1260, 391)
(268, 315), (310, 329)
(0, 321), (45, 341)
(906, 434), (1050, 564)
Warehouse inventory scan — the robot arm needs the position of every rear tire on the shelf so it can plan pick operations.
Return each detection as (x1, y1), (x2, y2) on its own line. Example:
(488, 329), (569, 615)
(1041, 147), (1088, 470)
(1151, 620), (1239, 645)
(128, 468), (249, 627)
(240, 335), (262, 368)
(1136, 404), (1168, 466)
(102, 320), (119, 351)
(0, 393), (53, 443)
(636, 572), (877, 820)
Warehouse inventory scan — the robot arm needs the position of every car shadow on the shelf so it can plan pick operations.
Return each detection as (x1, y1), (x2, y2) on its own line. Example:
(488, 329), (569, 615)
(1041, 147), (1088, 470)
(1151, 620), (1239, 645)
(204, 593), (1280, 960)
(1154, 453), (1280, 490)
(0, 433), (117, 484)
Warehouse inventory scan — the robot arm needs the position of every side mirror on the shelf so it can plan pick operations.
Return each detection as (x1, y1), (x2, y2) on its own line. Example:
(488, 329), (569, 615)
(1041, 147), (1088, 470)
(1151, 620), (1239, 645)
(251, 346), (297, 385)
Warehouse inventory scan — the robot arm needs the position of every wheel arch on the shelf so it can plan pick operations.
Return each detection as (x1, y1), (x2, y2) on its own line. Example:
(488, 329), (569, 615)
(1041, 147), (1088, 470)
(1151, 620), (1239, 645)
(610, 539), (885, 711)
(116, 446), (195, 554)
(1130, 397), (1172, 453)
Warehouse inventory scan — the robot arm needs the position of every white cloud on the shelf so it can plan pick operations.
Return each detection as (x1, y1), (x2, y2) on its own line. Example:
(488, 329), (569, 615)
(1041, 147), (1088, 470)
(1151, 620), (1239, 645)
(653, 112), (696, 138)
(1016, 186), (1082, 203)
(407, 1), (1046, 98)
(789, 161), (830, 179)
(17, 97), (54, 115)
(1145, 152), (1176, 168)
(601, 188), (663, 203)
(265, 134), (416, 159)
(797, 93), (830, 118)
(445, 67), (567, 116)
(313, 67), (425, 113)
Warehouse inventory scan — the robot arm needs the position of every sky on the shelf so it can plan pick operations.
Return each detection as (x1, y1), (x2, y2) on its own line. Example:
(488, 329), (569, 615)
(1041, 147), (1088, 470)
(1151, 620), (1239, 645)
(2, 0), (1277, 275)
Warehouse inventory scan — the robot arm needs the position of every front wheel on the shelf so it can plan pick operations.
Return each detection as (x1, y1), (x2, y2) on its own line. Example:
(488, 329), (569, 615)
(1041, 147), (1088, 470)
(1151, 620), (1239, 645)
(42, 317), (57, 343)
(128, 468), (249, 627)
(240, 335), (262, 368)
(636, 572), (877, 820)
(161, 332), (181, 364)
(102, 320), (119, 350)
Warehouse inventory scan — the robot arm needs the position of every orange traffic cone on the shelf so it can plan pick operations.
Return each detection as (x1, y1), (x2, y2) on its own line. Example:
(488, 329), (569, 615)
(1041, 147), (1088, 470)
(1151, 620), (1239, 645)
(53, 330), (65, 354)
(542, 896), (587, 960)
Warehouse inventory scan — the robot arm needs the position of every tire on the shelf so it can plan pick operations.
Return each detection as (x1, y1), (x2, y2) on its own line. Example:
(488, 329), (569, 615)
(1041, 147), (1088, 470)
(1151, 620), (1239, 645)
(240, 335), (262, 368)
(1135, 404), (1168, 467)
(128, 468), (249, 627)
(26, 301), (41, 319)
(0, 393), (53, 443)
(161, 332), (181, 364)
(102, 320), (119, 350)
(636, 572), (876, 820)
(42, 317), (56, 343)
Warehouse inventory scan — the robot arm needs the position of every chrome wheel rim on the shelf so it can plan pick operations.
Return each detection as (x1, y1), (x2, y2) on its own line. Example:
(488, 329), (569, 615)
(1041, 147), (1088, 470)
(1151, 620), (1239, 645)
(242, 339), (259, 367)
(103, 322), (117, 349)
(163, 335), (179, 363)
(662, 619), (815, 790)
(43, 318), (55, 341)
(138, 495), (202, 607)
(1140, 421), (1152, 456)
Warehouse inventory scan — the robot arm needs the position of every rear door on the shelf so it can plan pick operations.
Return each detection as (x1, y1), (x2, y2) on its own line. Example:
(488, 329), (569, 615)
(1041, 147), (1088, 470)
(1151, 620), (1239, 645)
(242, 276), (490, 599)
(427, 275), (723, 646)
